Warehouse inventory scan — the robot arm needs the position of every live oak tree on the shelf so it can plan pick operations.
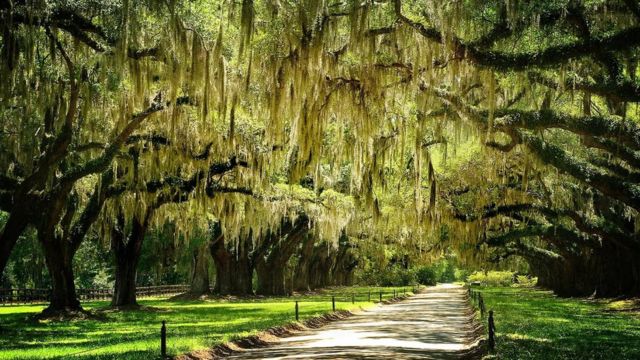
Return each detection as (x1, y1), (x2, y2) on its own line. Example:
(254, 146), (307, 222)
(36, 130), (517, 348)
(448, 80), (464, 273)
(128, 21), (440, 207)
(3, 0), (640, 310)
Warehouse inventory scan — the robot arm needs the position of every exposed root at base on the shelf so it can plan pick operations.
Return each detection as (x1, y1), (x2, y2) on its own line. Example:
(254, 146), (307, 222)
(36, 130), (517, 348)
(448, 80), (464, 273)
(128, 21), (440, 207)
(32, 307), (106, 322)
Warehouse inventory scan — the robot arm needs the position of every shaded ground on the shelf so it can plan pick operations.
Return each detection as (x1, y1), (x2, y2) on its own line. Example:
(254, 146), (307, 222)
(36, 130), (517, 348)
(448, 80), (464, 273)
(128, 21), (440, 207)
(227, 284), (479, 359)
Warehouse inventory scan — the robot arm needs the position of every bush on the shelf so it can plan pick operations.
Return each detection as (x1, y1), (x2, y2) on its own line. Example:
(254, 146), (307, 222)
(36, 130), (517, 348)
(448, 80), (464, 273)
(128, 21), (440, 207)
(467, 271), (514, 286)
(416, 266), (437, 285)
(381, 266), (416, 286)
(360, 265), (417, 286)
(467, 271), (537, 287)
(514, 275), (538, 287)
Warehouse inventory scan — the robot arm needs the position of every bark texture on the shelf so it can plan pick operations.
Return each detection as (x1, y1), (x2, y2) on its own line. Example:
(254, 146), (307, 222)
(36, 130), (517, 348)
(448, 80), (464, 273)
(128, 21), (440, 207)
(255, 215), (309, 296)
(209, 229), (253, 296)
(110, 209), (151, 308)
(189, 243), (211, 295)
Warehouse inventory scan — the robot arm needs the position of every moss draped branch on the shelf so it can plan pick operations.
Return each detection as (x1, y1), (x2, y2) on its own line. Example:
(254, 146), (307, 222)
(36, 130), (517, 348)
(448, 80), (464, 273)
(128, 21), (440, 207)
(6, 8), (162, 60)
(59, 95), (191, 187)
(393, 0), (640, 70)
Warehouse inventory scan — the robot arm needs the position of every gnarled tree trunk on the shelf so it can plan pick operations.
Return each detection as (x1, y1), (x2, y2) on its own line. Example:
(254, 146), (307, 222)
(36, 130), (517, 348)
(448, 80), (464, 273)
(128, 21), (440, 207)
(308, 244), (336, 289)
(256, 262), (287, 295)
(111, 208), (152, 308)
(189, 243), (211, 296)
(41, 240), (81, 312)
(293, 235), (316, 291)
(38, 189), (83, 314)
(210, 231), (253, 295)
(331, 235), (357, 287)
(255, 216), (309, 296)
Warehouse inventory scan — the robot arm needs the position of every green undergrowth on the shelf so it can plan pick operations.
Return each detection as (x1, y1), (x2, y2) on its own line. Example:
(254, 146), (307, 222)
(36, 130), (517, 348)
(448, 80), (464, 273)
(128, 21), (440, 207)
(0, 286), (413, 360)
(476, 286), (640, 360)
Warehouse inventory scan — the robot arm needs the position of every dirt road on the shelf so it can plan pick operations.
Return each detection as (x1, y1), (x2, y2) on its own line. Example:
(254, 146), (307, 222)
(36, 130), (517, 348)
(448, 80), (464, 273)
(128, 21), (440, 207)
(227, 284), (481, 359)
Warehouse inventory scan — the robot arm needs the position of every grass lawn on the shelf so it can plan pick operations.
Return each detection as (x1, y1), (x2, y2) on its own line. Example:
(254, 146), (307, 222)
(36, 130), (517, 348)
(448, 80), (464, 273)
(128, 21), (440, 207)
(477, 286), (640, 360)
(0, 286), (412, 360)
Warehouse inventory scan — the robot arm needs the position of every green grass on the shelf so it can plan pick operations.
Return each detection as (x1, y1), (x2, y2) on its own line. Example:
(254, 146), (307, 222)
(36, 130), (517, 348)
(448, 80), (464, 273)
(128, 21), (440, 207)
(0, 286), (412, 360)
(476, 286), (640, 360)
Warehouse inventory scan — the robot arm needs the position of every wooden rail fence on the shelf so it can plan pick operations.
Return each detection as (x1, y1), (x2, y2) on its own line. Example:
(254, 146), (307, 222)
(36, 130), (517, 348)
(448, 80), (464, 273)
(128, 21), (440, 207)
(468, 286), (496, 352)
(0, 285), (190, 305)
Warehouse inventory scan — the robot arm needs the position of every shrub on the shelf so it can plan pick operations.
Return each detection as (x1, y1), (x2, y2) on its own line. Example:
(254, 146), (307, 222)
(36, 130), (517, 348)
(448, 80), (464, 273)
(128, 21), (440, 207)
(514, 275), (538, 287)
(467, 271), (515, 286)
(416, 266), (437, 285)
(358, 264), (417, 286)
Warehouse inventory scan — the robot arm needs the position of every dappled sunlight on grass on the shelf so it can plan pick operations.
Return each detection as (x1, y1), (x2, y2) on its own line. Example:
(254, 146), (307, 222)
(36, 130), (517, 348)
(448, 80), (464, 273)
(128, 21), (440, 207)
(504, 333), (551, 343)
(606, 299), (640, 312)
(0, 286), (405, 359)
(479, 286), (640, 360)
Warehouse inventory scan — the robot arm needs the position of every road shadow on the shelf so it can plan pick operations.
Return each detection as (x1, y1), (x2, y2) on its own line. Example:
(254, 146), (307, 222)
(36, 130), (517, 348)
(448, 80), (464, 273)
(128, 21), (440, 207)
(226, 284), (480, 359)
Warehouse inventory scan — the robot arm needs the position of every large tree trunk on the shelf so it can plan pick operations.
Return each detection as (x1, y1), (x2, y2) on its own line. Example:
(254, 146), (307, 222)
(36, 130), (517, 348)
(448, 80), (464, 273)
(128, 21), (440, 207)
(308, 244), (336, 289)
(39, 189), (84, 314)
(41, 239), (81, 313)
(210, 233), (253, 295)
(112, 247), (139, 308)
(293, 235), (315, 291)
(256, 261), (287, 296)
(111, 210), (150, 308)
(37, 173), (115, 314)
(255, 217), (309, 296)
(189, 243), (210, 295)
(330, 233), (357, 286)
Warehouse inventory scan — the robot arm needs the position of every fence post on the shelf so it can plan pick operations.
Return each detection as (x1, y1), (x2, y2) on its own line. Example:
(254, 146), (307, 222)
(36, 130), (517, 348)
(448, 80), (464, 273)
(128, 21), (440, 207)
(379, 291), (382, 302)
(479, 294), (485, 317)
(393, 289), (396, 298)
(368, 290), (371, 302)
(332, 296), (335, 312)
(488, 310), (496, 351)
(295, 301), (299, 321)
(160, 320), (167, 358)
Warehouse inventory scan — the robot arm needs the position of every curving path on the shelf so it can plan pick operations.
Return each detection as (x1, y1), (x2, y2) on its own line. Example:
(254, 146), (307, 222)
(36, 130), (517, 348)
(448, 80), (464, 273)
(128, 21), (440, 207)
(227, 284), (480, 359)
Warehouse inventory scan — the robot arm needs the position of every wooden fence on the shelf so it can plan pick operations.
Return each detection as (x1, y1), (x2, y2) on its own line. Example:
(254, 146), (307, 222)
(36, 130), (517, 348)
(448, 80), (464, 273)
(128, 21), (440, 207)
(0, 285), (190, 305)
(468, 286), (496, 352)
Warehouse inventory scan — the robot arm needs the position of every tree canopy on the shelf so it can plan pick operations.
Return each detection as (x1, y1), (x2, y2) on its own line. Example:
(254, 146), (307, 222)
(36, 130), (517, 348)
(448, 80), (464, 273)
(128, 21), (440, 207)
(1, 0), (640, 312)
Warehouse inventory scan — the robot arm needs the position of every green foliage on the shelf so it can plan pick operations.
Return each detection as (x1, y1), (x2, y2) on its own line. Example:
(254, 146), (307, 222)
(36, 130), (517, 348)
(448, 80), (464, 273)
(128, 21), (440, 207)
(415, 266), (437, 286)
(360, 257), (469, 286)
(0, 214), (47, 289)
(137, 223), (191, 286)
(481, 286), (640, 360)
(414, 259), (464, 285)
(73, 236), (113, 289)
(433, 259), (457, 283)
(467, 270), (537, 287)
(359, 265), (416, 286)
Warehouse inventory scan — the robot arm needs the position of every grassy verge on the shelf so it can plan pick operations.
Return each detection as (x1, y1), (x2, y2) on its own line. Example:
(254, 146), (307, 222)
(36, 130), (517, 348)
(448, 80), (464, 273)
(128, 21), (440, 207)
(0, 286), (413, 360)
(476, 286), (640, 360)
